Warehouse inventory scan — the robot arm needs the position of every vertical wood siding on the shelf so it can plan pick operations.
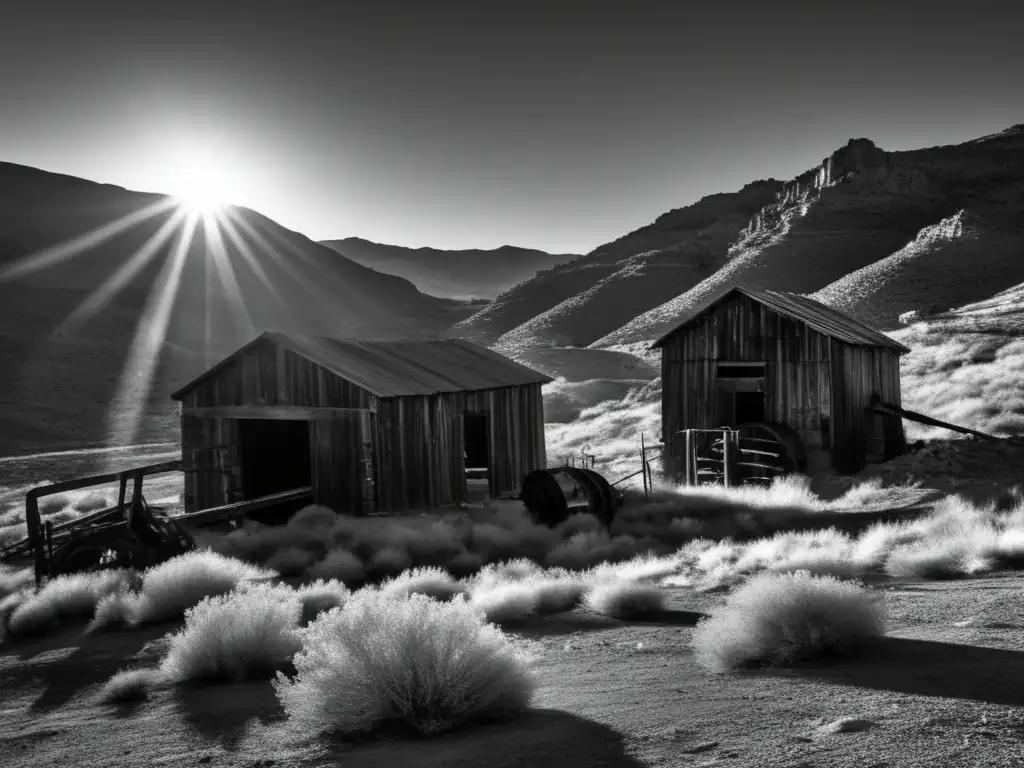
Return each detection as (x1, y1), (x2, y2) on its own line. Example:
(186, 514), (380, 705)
(371, 384), (547, 513)
(179, 338), (547, 515)
(660, 293), (903, 479)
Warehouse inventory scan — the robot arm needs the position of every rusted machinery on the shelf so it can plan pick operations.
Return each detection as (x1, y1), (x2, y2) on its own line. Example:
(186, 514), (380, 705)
(519, 466), (622, 528)
(1, 459), (313, 587)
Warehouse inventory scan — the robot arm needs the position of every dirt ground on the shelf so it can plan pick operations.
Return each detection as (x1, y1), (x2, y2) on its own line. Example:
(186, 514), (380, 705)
(4, 574), (1024, 768)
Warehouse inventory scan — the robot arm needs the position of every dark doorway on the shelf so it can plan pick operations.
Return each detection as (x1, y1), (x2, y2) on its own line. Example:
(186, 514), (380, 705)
(238, 419), (312, 500)
(464, 412), (490, 469)
(734, 390), (766, 425)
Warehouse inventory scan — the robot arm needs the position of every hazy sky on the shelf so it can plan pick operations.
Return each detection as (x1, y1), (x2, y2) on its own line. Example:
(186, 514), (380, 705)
(2, 2), (1021, 253)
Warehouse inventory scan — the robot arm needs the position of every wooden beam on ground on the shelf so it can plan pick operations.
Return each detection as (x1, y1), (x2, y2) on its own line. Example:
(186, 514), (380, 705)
(184, 406), (373, 421)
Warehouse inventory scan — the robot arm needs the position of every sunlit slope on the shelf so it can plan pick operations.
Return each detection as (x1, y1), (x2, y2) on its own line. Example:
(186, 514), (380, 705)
(591, 126), (1024, 356)
(813, 200), (1024, 330)
(0, 163), (468, 455)
(452, 181), (782, 346)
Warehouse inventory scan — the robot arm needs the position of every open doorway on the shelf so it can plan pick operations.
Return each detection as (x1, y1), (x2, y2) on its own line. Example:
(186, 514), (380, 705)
(734, 390), (766, 424)
(237, 419), (312, 500)
(463, 411), (490, 502)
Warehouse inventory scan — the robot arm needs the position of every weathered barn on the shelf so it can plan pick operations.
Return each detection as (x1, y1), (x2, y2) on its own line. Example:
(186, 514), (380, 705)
(652, 287), (910, 478)
(171, 332), (552, 515)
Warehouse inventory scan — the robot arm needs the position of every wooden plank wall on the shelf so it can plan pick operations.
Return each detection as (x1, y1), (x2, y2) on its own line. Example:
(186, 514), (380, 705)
(178, 339), (373, 514)
(178, 338), (548, 516)
(310, 412), (370, 514)
(830, 344), (906, 472)
(180, 413), (239, 513)
(178, 342), (373, 409)
(371, 384), (546, 513)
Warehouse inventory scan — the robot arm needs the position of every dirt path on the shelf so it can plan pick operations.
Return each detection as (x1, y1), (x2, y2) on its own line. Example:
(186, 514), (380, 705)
(4, 577), (1024, 767)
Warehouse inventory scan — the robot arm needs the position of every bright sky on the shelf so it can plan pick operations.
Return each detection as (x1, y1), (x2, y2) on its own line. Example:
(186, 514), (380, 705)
(2, 1), (1021, 253)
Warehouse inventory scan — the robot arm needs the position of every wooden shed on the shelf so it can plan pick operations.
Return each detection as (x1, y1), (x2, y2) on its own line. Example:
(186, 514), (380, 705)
(171, 332), (553, 516)
(652, 286), (911, 479)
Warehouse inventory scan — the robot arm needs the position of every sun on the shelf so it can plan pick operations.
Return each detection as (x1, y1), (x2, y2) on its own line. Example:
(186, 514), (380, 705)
(166, 151), (234, 216)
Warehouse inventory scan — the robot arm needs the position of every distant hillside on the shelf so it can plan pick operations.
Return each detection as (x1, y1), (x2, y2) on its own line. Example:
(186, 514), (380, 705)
(453, 180), (783, 348)
(0, 163), (475, 456)
(594, 125), (1024, 356)
(320, 236), (578, 300)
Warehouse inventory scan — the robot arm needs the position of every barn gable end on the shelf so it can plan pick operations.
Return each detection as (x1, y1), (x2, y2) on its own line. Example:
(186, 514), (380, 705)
(655, 287), (907, 479)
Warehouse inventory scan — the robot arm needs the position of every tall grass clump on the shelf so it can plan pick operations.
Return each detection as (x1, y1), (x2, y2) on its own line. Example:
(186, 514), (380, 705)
(6, 569), (142, 639)
(692, 571), (886, 672)
(132, 550), (273, 626)
(584, 580), (667, 619)
(160, 583), (303, 683)
(380, 566), (468, 602)
(99, 668), (166, 703)
(274, 590), (536, 737)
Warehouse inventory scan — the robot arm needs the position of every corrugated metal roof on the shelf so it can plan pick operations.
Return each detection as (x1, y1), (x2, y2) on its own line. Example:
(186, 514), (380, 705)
(172, 332), (554, 400)
(650, 287), (911, 353)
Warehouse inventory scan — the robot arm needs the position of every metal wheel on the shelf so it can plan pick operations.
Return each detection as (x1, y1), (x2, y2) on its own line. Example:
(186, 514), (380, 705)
(733, 422), (805, 485)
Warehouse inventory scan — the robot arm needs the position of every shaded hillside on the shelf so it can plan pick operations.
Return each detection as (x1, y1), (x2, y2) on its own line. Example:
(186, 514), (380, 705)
(595, 125), (1024, 354)
(0, 163), (472, 456)
(453, 181), (782, 345)
(813, 197), (1024, 330)
(320, 236), (577, 300)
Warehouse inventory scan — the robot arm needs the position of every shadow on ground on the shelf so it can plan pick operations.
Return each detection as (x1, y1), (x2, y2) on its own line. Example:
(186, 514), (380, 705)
(0, 621), (173, 713)
(509, 608), (705, 637)
(321, 709), (645, 768)
(174, 679), (287, 751)
(786, 636), (1024, 707)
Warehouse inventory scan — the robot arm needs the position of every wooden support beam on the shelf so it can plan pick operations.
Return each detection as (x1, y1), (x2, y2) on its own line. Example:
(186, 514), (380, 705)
(869, 397), (997, 441)
(173, 486), (313, 527)
(184, 405), (373, 421)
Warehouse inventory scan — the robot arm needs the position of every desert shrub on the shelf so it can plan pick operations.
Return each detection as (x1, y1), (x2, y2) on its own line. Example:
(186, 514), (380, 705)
(381, 566), (467, 602)
(133, 550), (271, 626)
(367, 547), (413, 578)
(295, 579), (349, 626)
(72, 493), (111, 513)
(267, 547), (318, 577)
(554, 513), (604, 540)
(0, 566), (33, 600)
(692, 571), (886, 672)
(468, 579), (540, 625)
(38, 494), (71, 516)
(446, 550), (486, 578)
(88, 590), (145, 632)
(308, 549), (365, 584)
(288, 505), (338, 530)
(160, 583), (303, 683)
(99, 668), (165, 703)
(274, 590), (536, 736)
(884, 542), (976, 579)
(584, 580), (667, 619)
(7, 569), (141, 639)
(528, 575), (588, 615)
(589, 552), (683, 583)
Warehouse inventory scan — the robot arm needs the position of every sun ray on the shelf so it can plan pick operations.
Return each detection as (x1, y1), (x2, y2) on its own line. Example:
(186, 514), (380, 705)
(0, 197), (176, 282)
(55, 208), (189, 335)
(201, 209), (256, 345)
(105, 212), (200, 449)
(216, 209), (283, 309)
(232, 212), (375, 319)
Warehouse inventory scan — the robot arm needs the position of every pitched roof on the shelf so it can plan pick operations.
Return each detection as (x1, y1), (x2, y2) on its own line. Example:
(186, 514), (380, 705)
(650, 287), (911, 353)
(171, 332), (554, 400)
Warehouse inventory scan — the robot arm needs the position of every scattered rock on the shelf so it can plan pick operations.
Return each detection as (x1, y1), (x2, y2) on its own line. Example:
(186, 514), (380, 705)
(681, 740), (719, 754)
(819, 717), (876, 734)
